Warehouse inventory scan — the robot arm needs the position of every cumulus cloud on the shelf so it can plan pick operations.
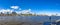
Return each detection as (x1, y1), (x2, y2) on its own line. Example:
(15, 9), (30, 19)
(0, 9), (14, 14)
(10, 6), (19, 9)
(0, 7), (34, 14)
(15, 9), (33, 14)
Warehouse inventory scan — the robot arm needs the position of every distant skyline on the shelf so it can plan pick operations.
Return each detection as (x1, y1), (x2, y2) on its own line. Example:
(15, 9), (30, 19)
(0, 0), (60, 14)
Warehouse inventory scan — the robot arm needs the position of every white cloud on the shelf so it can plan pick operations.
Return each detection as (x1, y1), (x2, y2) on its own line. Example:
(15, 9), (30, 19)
(0, 9), (14, 14)
(21, 10), (30, 14)
(15, 9), (33, 14)
(0, 8), (34, 14)
(19, 8), (21, 10)
(10, 6), (19, 9)
(28, 9), (31, 11)
(15, 11), (21, 14)
(20, 9), (31, 14)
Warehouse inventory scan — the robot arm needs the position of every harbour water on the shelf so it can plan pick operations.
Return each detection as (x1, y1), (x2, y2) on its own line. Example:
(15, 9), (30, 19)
(0, 16), (60, 25)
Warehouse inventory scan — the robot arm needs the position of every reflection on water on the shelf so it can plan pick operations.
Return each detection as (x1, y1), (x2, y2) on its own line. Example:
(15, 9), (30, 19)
(0, 16), (60, 25)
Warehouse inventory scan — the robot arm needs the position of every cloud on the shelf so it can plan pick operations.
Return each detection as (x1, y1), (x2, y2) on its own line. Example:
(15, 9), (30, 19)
(0, 8), (34, 14)
(19, 8), (21, 10)
(15, 10), (30, 14)
(15, 9), (34, 14)
(28, 9), (31, 11)
(21, 9), (32, 14)
(0, 9), (14, 14)
(10, 6), (19, 9)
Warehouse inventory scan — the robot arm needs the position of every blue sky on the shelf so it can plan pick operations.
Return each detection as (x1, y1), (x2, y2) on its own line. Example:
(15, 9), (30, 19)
(0, 0), (60, 14)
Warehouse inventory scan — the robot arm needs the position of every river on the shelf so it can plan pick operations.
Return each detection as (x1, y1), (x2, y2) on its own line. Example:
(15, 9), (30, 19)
(0, 16), (59, 25)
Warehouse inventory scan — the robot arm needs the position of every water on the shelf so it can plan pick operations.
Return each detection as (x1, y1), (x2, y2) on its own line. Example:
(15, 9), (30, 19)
(0, 16), (49, 22)
(0, 16), (60, 25)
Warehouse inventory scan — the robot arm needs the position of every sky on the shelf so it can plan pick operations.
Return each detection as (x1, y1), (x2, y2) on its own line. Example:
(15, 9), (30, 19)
(0, 0), (60, 14)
